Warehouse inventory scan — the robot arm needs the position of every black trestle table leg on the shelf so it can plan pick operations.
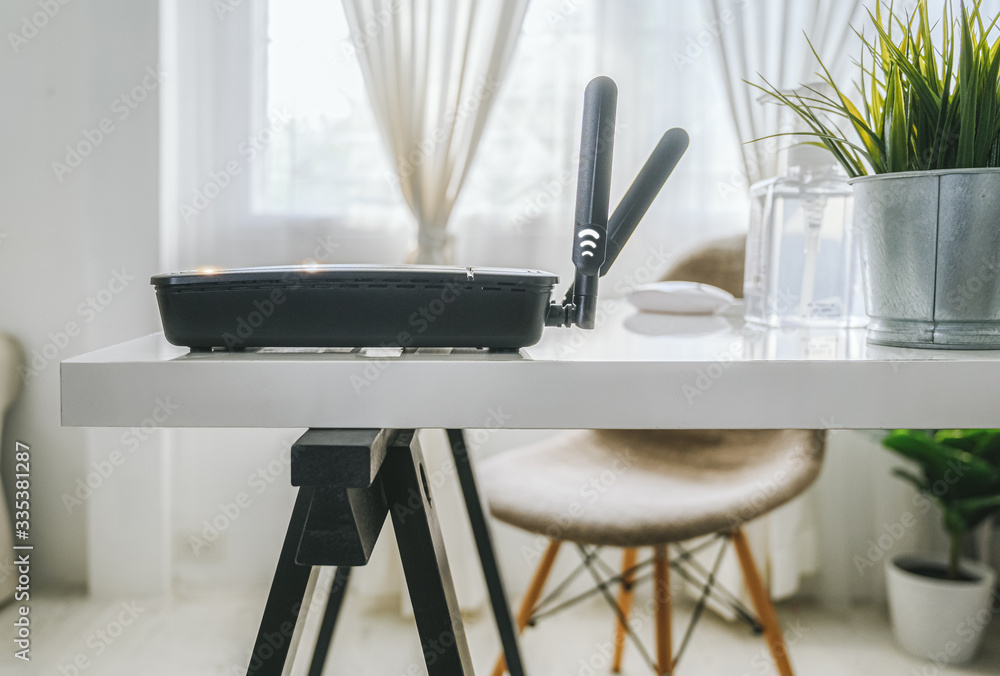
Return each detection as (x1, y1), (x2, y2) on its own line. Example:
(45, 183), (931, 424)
(382, 431), (475, 676)
(447, 428), (527, 676)
(246, 488), (316, 676)
(307, 566), (351, 676)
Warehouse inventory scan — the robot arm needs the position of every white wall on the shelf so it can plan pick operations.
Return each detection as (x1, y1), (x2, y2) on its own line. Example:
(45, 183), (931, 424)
(0, 0), (162, 590)
(170, 428), (299, 593)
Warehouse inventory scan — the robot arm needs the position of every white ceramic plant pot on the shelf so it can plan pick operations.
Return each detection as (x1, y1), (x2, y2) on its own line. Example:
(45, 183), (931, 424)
(886, 553), (998, 664)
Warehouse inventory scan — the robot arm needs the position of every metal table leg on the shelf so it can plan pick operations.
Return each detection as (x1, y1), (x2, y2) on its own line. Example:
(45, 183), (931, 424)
(447, 429), (527, 676)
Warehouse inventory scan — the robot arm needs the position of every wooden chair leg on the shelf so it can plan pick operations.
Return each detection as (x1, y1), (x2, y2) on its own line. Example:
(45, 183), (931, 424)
(653, 545), (672, 676)
(731, 529), (794, 676)
(491, 539), (562, 676)
(611, 548), (639, 673)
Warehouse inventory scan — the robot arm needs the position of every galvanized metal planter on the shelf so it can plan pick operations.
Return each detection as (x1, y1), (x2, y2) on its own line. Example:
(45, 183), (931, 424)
(850, 168), (1000, 349)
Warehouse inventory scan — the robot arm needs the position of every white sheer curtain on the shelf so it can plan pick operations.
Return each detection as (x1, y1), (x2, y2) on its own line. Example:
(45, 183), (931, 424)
(707, 0), (863, 186)
(341, 0), (530, 264)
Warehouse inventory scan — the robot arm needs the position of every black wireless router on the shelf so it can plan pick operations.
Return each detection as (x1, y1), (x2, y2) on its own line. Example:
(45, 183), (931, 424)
(152, 77), (689, 351)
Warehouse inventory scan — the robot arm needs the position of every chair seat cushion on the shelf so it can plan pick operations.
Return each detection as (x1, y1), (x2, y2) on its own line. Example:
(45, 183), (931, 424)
(480, 429), (824, 547)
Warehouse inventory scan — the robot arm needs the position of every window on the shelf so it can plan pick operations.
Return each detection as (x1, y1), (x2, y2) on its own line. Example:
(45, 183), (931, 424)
(260, 0), (406, 218)
(168, 0), (747, 272)
(257, 0), (746, 242)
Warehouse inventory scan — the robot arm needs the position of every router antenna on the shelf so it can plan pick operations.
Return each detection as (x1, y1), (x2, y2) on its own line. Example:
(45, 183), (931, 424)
(601, 129), (689, 276)
(568, 76), (617, 329)
(546, 79), (689, 331)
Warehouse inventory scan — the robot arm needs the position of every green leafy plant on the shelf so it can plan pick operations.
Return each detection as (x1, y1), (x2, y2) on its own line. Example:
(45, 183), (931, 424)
(883, 429), (1000, 579)
(753, 0), (1000, 177)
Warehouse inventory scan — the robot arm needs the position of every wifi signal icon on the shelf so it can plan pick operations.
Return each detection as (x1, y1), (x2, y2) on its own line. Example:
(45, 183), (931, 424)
(577, 228), (602, 258)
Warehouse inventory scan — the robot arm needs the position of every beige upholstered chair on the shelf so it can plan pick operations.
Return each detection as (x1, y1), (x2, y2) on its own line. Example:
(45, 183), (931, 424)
(0, 334), (25, 604)
(660, 233), (747, 296)
(480, 236), (825, 676)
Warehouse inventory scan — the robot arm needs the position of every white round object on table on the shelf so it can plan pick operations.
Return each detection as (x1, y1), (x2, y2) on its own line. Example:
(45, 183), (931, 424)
(626, 281), (736, 315)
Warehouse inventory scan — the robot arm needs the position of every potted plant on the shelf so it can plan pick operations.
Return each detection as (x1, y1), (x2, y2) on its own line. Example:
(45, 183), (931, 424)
(756, 0), (1000, 348)
(881, 429), (1000, 663)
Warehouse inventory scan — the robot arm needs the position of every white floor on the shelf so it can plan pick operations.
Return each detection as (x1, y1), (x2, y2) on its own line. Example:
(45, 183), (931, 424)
(1, 585), (999, 675)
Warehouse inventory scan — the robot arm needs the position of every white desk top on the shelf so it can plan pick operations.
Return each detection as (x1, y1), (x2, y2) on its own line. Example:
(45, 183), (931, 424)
(61, 302), (1000, 429)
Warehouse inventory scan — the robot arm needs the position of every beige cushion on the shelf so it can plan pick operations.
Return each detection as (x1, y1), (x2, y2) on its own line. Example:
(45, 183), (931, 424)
(660, 233), (747, 298)
(481, 429), (824, 547)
